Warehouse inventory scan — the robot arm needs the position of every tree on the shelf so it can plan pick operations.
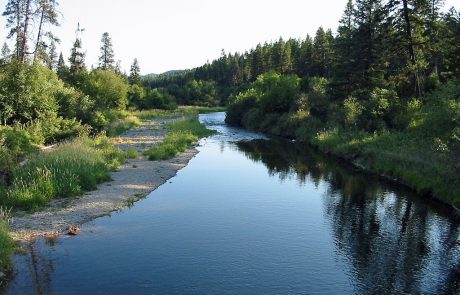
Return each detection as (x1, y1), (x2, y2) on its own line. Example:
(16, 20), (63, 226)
(68, 37), (86, 87)
(3, 0), (32, 62)
(332, 0), (357, 98)
(129, 58), (141, 85)
(1, 42), (12, 64)
(98, 32), (115, 70)
(46, 39), (57, 70)
(84, 69), (128, 110)
(33, 0), (60, 63)
(311, 27), (334, 77)
(3, 0), (59, 63)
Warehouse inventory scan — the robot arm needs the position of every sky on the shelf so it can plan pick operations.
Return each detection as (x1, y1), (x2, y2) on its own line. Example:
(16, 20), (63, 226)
(0, 0), (458, 75)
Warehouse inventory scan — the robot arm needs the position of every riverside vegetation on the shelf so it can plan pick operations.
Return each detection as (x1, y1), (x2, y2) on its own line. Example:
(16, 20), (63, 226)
(147, 1), (460, 207)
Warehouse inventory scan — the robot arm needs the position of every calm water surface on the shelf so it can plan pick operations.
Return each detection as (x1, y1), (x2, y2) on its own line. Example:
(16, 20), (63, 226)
(3, 112), (460, 294)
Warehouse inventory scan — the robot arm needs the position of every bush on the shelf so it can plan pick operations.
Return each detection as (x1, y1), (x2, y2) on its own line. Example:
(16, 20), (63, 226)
(84, 70), (129, 110)
(343, 96), (364, 128)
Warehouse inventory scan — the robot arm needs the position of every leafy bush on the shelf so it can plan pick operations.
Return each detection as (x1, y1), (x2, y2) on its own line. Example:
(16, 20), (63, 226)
(84, 70), (129, 110)
(343, 96), (364, 128)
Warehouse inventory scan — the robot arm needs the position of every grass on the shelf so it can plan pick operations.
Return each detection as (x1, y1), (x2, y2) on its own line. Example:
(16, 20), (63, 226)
(126, 149), (140, 159)
(133, 106), (225, 120)
(0, 207), (14, 273)
(146, 117), (215, 161)
(1, 136), (126, 210)
(106, 115), (141, 137)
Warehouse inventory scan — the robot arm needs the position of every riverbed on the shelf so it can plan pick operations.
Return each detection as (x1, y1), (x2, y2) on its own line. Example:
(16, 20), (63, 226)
(2, 112), (459, 294)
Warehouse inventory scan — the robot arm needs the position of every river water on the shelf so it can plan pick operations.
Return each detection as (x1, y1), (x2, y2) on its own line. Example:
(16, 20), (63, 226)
(3, 112), (460, 294)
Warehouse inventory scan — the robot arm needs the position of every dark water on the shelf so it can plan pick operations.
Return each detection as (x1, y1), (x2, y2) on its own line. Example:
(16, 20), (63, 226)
(3, 112), (460, 295)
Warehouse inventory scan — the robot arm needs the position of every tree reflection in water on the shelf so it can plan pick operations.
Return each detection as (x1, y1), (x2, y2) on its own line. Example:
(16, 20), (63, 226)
(236, 138), (460, 294)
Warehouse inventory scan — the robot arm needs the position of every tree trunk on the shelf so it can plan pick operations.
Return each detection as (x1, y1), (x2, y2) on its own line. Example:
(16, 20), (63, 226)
(34, 6), (46, 63)
(20, 0), (32, 63)
(402, 0), (422, 97)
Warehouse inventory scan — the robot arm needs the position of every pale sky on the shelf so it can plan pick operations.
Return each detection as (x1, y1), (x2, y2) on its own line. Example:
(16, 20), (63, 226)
(0, 0), (458, 75)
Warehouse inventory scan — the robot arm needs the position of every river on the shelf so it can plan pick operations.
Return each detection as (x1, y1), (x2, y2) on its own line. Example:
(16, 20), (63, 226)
(3, 112), (460, 294)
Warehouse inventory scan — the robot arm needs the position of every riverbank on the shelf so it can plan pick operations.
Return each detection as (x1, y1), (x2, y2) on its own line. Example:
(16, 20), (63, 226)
(9, 116), (199, 241)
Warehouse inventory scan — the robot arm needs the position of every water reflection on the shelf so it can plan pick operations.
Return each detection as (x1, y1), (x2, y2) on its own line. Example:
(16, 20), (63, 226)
(236, 139), (460, 294)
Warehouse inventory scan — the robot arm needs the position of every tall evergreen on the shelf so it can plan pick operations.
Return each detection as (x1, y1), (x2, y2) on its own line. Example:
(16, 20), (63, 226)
(98, 32), (115, 71)
(68, 37), (86, 87)
(129, 58), (141, 85)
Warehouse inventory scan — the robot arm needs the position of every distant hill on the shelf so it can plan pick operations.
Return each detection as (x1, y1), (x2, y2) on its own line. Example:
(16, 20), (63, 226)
(143, 70), (183, 79)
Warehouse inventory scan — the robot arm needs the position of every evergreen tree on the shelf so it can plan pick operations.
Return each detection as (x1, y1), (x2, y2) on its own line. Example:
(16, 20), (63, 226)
(129, 58), (141, 85)
(352, 0), (387, 94)
(297, 35), (313, 77)
(3, 0), (33, 62)
(46, 39), (57, 70)
(33, 0), (60, 62)
(332, 0), (357, 98)
(98, 32), (115, 70)
(1, 42), (11, 64)
(68, 37), (86, 87)
(311, 27), (333, 77)
(56, 51), (68, 80)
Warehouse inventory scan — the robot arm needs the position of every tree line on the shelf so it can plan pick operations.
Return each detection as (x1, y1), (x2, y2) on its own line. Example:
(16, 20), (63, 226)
(146, 0), (459, 105)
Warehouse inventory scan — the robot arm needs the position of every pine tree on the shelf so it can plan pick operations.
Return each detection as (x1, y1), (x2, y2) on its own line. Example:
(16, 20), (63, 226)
(1, 42), (12, 64)
(297, 35), (313, 77)
(352, 0), (387, 94)
(56, 51), (68, 79)
(129, 58), (141, 85)
(68, 37), (86, 87)
(3, 0), (33, 62)
(332, 0), (358, 98)
(98, 32), (115, 70)
(46, 40), (57, 70)
(33, 0), (60, 62)
(311, 27), (333, 77)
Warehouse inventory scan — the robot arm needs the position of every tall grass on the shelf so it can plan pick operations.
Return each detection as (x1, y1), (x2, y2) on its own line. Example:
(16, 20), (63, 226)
(106, 115), (141, 136)
(0, 207), (14, 273)
(146, 117), (214, 160)
(2, 136), (125, 210)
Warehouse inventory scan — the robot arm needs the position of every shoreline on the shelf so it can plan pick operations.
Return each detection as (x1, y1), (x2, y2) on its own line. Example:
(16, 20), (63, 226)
(10, 118), (199, 241)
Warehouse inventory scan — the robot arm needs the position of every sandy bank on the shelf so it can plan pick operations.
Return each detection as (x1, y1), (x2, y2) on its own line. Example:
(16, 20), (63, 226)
(10, 118), (198, 241)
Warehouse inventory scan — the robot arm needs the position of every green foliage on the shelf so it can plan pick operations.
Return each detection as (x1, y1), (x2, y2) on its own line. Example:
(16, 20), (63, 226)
(343, 96), (364, 127)
(126, 149), (139, 159)
(0, 210), (14, 272)
(106, 115), (141, 137)
(0, 61), (60, 125)
(1, 136), (125, 210)
(141, 88), (177, 110)
(182, 80), (218, 106)
(146, 117), (214, 160)
(84, 70), (129, 110)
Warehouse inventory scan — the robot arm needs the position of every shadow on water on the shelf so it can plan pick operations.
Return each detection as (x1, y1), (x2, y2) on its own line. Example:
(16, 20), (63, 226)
(236, 138), (460, 294)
